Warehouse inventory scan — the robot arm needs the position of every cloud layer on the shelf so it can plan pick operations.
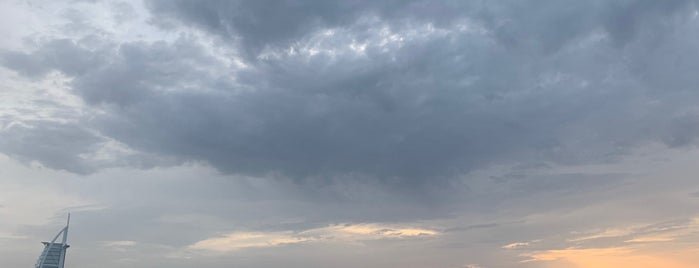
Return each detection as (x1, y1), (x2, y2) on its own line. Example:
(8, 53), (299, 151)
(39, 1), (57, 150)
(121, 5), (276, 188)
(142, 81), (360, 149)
(2, 0), (699, 187)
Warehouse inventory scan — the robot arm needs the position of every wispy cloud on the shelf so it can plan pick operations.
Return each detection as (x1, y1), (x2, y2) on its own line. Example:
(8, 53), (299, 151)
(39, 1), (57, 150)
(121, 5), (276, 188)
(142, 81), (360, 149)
(516, 217), (699, 266)
(568, 228), (635, 242)
(624, 236), (675, 243)
(189, 231), (308, 252)
(189, 223), (439, 253)
(102, 240), (139, 252)
(502, 242), (530, 249)
(568, 217), (699, 244)
(0, 232), (27, 240)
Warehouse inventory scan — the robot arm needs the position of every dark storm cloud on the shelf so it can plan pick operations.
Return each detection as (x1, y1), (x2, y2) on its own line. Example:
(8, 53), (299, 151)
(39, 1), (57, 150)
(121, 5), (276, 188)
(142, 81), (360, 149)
(2, 0), (699, 186)
(146, 0), (697, 55)
(145, 0), (476, 57)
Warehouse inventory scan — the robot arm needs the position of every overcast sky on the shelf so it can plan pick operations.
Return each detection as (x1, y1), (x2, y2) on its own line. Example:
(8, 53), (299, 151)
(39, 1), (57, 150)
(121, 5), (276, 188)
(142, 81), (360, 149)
(1, 0), (699, 267)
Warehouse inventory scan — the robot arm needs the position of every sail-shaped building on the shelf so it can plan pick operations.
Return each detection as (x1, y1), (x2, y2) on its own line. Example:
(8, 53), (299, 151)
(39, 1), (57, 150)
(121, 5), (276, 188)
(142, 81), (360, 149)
(35, 214), (70, 268)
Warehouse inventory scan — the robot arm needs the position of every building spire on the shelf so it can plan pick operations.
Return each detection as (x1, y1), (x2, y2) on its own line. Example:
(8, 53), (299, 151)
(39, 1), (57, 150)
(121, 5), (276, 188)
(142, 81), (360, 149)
(62, 213), (70, 245)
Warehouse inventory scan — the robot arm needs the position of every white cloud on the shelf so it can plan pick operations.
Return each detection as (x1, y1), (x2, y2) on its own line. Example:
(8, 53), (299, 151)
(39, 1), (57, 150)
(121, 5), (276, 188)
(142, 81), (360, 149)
(568, 228), (635, 242)
(502, 242), (530, 249)
(189, 231), (308, 252)
(103, 240), (139, 252)
(104, 240), (138, 247)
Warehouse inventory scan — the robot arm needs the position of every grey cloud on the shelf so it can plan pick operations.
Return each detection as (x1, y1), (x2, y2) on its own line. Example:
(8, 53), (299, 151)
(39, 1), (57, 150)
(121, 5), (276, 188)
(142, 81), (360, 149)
(1, 51), (51, 77)
(146, 0), (698, 56)
(1, 39), (103, 77)
(72, 39), (227, 106)
(0, 120), (103, 174)
(603, 0), (697, 46)
(146, 0), (430, 57)
(444, 223), (500, 233)
(2, 1), (699, 188)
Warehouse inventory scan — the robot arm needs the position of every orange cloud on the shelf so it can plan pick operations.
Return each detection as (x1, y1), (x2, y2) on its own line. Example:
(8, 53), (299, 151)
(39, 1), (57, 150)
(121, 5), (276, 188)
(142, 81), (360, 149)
(524, 247), (698, 268)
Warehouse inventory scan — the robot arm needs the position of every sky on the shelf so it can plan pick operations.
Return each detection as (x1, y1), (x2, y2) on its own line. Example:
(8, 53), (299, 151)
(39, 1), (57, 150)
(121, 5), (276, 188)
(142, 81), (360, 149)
(1, 0), (699, 267)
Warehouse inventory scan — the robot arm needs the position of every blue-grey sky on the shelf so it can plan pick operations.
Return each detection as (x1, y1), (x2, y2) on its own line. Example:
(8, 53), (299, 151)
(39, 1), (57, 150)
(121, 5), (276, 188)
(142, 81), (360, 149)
(1, 1), (699, 267)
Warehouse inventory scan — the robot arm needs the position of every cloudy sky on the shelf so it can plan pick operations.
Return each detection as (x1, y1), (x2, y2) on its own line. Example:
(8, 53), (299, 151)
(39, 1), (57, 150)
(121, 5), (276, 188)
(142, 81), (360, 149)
(1, 0), (699, 267)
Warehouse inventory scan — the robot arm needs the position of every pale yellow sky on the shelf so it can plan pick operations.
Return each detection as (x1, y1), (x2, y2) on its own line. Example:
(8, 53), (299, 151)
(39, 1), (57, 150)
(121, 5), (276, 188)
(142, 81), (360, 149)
(528, 247), (699, 268)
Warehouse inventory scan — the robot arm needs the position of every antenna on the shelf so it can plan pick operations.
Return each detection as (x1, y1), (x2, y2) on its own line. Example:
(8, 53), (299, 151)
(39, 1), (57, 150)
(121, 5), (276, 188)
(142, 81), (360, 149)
(62, 213), (70, 245)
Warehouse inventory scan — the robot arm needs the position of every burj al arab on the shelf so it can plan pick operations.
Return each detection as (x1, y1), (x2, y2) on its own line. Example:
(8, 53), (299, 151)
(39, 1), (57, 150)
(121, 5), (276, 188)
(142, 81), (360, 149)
(35, 214), (70, 268)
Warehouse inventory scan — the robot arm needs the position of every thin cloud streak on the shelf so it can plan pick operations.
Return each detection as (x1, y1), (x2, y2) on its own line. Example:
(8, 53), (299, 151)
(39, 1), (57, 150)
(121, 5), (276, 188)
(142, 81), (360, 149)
(189, 223), (439, 253)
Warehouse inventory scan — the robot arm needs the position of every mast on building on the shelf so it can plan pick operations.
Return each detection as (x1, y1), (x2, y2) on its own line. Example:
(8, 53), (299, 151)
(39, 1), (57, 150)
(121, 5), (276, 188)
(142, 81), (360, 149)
(35, 214), (70, 268)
